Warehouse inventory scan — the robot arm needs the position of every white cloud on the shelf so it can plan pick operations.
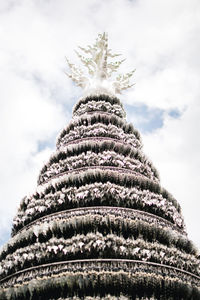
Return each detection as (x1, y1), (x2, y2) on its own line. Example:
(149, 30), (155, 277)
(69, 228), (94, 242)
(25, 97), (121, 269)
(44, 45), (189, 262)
(0, 0), (199, 252)
(0, 65), (68, 243)
(142, 100), (200, 247)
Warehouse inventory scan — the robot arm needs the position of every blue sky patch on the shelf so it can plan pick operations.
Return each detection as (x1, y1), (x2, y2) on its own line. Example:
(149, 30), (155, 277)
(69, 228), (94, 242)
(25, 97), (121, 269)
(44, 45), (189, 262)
(0, 225), (12, 248)
(124, 104), (181, 134)
(168, 109), (181, 118)
(37, 138), (55, 152)
(124, 103), (164, 133)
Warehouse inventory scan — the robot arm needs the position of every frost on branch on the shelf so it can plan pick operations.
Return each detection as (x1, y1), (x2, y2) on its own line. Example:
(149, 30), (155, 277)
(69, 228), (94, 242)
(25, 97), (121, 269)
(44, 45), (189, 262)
(66, 33), (135, 96)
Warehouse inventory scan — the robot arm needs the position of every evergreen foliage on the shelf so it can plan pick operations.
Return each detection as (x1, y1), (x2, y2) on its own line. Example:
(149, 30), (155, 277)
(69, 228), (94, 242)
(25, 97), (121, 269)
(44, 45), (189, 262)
(73, 100), (126, 118)
(38, 139), (159, 185)
(12, 178), (184, 234)
(1, 93), (199, 299)
(56, 112), (141, 149)
(73, 95), (124, 114)
(0, 265), (199, 300)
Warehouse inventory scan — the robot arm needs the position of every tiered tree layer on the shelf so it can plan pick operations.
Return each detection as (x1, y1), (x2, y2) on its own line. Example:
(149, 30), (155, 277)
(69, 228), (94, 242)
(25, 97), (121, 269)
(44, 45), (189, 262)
(0, 95), (199, 299)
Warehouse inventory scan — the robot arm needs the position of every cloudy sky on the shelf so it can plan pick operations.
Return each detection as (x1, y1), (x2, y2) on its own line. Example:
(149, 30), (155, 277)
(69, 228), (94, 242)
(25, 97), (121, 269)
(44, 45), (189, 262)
(0, 0), (200, 250)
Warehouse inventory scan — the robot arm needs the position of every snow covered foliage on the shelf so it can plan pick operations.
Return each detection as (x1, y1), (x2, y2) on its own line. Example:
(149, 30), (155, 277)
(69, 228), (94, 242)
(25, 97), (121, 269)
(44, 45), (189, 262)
(38, 150), (159, 185)
(72, 94), (126, 121)
(50, 297), (155, 300)
(0, 47), (199, 297)
(73, 94), (124, 114)
(56, 111), (142, 149)
(73, 100), (126, 118)
(50, 297), (151, 300)
(1, 208), (196, 264)
(57, 123), (141, 149)
(12, 179), (184, 234)
(0, 260), (199, 299)
(1, 232), (199, 279)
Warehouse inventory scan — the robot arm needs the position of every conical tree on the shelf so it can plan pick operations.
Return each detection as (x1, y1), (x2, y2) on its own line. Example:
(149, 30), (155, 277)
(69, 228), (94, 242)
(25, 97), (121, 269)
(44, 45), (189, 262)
(0, 33), (199, 300)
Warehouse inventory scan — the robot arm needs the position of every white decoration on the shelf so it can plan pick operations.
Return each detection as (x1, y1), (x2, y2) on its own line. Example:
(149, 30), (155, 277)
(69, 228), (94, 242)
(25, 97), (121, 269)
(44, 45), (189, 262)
(1, 233), (199, 278)
(66, 33), (135, 96)
(57, 123), (141, 149)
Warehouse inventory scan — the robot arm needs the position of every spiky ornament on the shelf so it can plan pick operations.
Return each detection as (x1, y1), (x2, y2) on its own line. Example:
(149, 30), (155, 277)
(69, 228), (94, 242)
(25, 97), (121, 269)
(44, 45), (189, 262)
(0, 34), (199, 300)
(66, 33), (135, 96)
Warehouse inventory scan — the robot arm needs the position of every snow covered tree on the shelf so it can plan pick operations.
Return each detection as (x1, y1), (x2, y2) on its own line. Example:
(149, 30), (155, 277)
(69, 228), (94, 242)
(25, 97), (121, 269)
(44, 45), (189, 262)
(0, 33), (199, 300)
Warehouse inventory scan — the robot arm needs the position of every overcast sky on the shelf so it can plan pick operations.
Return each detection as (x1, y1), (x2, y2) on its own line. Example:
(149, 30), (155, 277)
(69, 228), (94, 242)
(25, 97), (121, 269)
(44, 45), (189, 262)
(0, 0), (200, 250)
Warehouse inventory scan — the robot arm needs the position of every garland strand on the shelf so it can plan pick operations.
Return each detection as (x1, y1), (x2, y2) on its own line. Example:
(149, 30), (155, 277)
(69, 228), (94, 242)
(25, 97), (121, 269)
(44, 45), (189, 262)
(2, 210), (195, 262)
(56, 123), (141, 150)
(13, 180), (184, 235)
(73, 94), (124, 113)
(1, 267), (199, 299)
(40, 139), (158, 181)
(73, 100), (126, 118)
(38, 151), (159, 185)
(1, 232), (199, 279)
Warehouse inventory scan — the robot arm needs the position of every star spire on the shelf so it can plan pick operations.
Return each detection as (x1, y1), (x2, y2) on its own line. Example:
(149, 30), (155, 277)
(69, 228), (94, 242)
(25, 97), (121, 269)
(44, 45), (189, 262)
(66, 33), (135, 96)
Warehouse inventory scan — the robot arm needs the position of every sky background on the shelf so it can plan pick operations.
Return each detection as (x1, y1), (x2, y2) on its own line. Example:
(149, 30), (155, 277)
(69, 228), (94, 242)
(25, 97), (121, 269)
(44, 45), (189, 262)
(0, 0), (200, 251)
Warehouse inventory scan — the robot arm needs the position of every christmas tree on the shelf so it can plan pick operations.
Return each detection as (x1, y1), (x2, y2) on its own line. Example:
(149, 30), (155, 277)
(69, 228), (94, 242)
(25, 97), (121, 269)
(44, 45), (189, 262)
(0, 33), (199, 299)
